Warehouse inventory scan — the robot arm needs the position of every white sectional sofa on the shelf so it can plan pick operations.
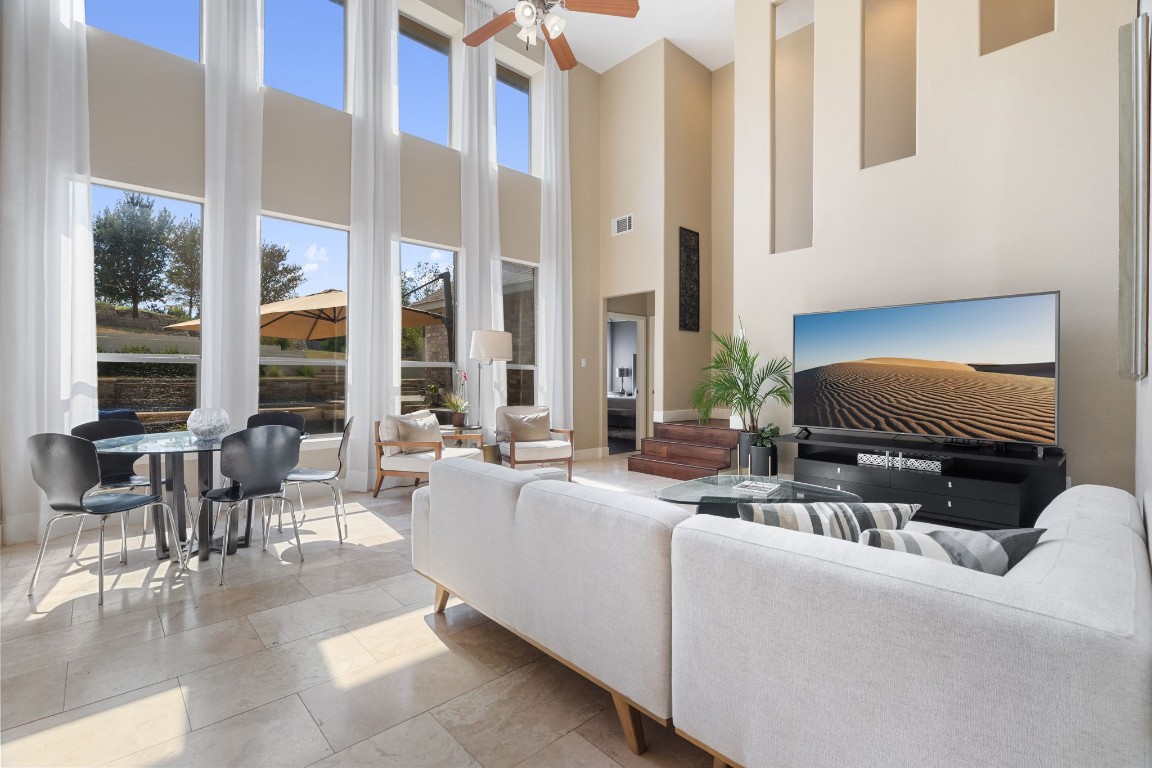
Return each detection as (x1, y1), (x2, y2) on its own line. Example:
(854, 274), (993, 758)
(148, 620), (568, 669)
(412, 460), (1152, 768)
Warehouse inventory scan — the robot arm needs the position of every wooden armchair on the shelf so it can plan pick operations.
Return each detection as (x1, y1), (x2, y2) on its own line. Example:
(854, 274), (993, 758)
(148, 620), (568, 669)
(495, 405), (574, 481)
(373, 412), (482, 496)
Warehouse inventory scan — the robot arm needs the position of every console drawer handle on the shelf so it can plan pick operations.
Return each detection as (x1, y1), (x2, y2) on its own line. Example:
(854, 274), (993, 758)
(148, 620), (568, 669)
(836, 467), (841, 474)
(948, 481), (953, 488)
(947, 500), (952, 508)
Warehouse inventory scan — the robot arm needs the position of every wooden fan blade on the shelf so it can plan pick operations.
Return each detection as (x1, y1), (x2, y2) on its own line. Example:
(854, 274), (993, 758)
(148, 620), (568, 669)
(463, 10), (517, 47)
(543, 27), (578, 71)
(562, 0), (639, 18)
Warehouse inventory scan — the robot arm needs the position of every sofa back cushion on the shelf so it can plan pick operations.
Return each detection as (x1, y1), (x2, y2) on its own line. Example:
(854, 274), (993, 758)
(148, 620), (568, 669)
(513, 481), (691, 720)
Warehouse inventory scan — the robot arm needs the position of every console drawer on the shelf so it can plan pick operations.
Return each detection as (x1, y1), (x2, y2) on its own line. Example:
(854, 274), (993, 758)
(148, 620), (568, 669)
(903, 489), (1022, 528)
(793, 475), (888, 502)
(891, 471), (1024, 505)
(794, 458), (890, 488)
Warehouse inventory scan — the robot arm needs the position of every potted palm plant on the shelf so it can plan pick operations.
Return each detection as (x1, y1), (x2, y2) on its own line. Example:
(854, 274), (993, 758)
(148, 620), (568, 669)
(690, 324), (793, 470)
(749, 424), (780, 477)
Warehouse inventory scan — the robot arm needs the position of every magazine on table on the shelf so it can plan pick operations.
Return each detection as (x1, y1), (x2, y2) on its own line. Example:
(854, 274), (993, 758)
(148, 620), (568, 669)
(731, 480), (781, 495)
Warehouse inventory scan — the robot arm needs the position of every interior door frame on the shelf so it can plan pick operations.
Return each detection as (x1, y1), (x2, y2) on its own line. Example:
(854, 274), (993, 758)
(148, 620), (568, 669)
(607, 311), (648, 450)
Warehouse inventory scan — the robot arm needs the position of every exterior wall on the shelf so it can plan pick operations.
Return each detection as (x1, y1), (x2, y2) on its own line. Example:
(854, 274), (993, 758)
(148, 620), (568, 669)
(733, 0), (1136, 490)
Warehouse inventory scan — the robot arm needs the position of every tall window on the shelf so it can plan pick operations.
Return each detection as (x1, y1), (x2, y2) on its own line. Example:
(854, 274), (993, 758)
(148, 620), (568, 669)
(502, 261), (536, 405)
(398, 16), (451, 146)
(258, 216), (349, 435)
(401, 243), (457, 414)
(93, 185), (202, 432)
(264, 0), (347, 110)
(86, 0), (201, 61)
(496, 65), (531, 174)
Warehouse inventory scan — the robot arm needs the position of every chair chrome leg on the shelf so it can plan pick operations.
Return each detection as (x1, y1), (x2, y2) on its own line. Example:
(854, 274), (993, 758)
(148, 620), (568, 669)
(120, 510), (128, 564)
(28, 514), (70, 597)
(273, 497), (305, 562)
(327, 482), (342, 544)
(70, 516), (85, 558)
(98, 516), (108, 606)
(277, 496), (284, 534)
(336, 482), (348, 540)
(219, 503), (236, 587)
(298, 483), (307, 527)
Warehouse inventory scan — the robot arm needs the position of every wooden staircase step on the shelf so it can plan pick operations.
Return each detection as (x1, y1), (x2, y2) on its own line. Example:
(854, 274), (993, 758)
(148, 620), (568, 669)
(627, 455), (722, 481)
(640, 438), (732, 466)
(653, 422), (741, 448)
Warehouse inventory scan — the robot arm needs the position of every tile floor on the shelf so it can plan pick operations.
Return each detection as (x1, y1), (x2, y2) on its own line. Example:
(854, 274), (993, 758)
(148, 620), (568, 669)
(0, 457), (711, 768)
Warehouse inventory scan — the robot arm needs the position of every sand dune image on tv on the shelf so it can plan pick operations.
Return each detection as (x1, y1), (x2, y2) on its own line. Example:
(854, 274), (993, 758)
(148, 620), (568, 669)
(793, 357), (1056, 444)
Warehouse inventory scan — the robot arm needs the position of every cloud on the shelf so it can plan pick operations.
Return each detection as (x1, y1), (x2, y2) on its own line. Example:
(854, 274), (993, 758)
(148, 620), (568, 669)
(303, 262), (320, 273)
(305, 244), (329, 265)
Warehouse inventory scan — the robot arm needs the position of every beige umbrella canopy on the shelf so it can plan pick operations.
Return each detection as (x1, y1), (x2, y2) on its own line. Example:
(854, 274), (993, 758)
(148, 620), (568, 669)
(166, 289), (446, 340)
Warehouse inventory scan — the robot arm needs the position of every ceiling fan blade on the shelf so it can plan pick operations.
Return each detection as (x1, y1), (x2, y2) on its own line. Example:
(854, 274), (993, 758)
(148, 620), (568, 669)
(463, 9), (517, 47)
(562, 0), (639, 18)
(543, 27), (578, 71)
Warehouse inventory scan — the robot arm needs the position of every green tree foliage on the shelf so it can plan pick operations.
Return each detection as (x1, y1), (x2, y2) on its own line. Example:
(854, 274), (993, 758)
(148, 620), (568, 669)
(93, 193), (173, 318)
(260, 241), (307, 304)
(166, 215), (202, 317)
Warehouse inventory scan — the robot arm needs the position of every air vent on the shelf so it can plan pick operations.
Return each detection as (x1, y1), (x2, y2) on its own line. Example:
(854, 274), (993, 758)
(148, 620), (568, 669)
(611, 214), (634, 237)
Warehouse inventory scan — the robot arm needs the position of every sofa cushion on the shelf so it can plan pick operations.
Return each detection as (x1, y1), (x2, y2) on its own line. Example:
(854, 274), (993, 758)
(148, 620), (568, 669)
(504, 410), (551, 441)
(499, 439), (571, 461)
(394, 413), (443, 454)
(859, 527), (1045, 575)
(379, 446), (480, 470)
(728, 501), (918, 541)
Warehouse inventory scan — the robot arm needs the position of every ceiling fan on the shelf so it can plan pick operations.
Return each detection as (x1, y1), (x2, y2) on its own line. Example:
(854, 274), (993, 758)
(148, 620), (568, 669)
(463, 0), (640, 72)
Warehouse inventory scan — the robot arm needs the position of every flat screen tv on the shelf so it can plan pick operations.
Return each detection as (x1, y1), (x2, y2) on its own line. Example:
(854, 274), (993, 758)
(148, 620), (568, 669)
(792, 292), (1059, 445)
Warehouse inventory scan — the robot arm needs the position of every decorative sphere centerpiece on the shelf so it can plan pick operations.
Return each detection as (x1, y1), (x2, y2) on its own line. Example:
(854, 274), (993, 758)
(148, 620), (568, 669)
(187, 408), (230, 439)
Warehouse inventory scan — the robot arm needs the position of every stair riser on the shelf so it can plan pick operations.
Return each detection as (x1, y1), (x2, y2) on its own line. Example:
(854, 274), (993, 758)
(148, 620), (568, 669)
(627, 457), (717, 481)
(653, 423), (740, 448)
(640, 439), (732, 466)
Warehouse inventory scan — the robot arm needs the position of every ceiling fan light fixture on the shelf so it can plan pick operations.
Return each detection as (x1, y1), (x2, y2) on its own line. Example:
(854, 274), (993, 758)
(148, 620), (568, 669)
(542, 9), (567, 37)
(514, 0), (538, 28)
(516, 24), (538, 45)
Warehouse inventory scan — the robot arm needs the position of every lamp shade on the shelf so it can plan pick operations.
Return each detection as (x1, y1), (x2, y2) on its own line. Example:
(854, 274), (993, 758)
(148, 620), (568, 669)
(542, 9), (567, 37)
(470, 330), (513, 361)
(616, 367), (631, 378)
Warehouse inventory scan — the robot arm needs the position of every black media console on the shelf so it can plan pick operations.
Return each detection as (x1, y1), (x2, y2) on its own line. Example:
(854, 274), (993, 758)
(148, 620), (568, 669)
(776, 431), (1067, 529)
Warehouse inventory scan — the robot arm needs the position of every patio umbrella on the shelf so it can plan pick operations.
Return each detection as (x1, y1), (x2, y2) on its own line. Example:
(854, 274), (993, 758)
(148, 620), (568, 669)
(165, 289), (447, 341)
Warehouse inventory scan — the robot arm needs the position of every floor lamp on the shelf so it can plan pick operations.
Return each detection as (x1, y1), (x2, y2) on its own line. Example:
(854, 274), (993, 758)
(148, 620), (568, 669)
(469, 330), (513, 440)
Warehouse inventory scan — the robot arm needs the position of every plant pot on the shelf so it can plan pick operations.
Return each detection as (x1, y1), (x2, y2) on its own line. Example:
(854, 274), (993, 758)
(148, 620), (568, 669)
(431, 408), (453, 426)
(749, 444), (777, 477)
(738, 431), (754, 471)
(451, 411), (467, 428)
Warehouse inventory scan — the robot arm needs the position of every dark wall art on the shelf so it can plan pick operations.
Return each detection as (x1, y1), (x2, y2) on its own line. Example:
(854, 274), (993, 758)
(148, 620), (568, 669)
(679, 227), (700, 332)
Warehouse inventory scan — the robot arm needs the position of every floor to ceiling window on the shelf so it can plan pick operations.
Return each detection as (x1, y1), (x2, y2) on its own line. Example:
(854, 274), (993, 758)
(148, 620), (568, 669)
(264, 0), (347, 111)
(85, 0), (201, 61)
(398, 16), (452, 146)
(503, 261), (537, 405)
(258, 216), (350, 435)
(400, 243), (457, 415)
(496, 64), (531, 174)
(92, 184), (202, 432)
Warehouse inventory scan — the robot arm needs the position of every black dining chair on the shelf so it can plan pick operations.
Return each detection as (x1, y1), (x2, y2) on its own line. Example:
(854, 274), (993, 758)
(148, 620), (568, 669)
(69, 419), (192, 555)
(26, 433), (185, 605)
(283, 418), (353, 544)
(247, 411), (306, 431)
(190, 425), (304, 586)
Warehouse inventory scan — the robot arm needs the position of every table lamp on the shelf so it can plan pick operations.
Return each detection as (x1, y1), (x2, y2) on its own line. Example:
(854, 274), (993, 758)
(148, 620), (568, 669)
(616, 366), (632, 394)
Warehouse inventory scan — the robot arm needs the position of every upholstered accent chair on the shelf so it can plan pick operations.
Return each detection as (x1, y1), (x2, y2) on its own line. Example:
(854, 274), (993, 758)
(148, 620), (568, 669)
(495, 405), (574, 480)
(373, 410), (481, 496)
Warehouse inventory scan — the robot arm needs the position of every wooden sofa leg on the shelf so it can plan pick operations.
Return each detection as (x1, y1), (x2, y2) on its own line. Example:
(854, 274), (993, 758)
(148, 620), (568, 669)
(433, 585), (450, 614)
(611, 694), (647, 755)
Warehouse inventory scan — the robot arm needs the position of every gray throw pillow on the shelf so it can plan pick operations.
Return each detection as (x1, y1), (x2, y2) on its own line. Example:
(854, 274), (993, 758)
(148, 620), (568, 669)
(395, 414), (443, 454)
(505, 411), (551, 442)
(733, 501), (919, 541)
(859, 527), (1046, 575)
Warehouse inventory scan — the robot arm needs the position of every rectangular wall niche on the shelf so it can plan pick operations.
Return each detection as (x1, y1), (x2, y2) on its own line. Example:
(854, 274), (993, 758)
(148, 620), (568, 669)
(773, 23), (815, 253)
(980, 0), (1055, 56)
(861, 0), (917, 169)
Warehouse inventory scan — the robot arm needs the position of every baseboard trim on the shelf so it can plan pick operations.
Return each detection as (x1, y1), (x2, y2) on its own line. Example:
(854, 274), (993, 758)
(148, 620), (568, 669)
(654, 409), (699, 423)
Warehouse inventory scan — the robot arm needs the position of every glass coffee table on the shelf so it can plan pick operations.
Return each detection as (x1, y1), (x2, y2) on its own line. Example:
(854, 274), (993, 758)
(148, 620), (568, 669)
(656, 475), (862, 510)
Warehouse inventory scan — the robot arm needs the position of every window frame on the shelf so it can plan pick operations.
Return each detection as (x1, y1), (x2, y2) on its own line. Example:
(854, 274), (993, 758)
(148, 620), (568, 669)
(398, 14), (454, 147)
(501, 259), (537, 407)
(495, 62), (533, 175)
(261, 0), (350, 112)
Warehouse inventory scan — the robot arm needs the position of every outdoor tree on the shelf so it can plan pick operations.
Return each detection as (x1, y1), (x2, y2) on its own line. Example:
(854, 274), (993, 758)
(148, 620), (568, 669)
(93, 192), (173, 318)
(260, 241), (307, 304)
(401, 260), (447, 359)
(166, 215), (201, 317)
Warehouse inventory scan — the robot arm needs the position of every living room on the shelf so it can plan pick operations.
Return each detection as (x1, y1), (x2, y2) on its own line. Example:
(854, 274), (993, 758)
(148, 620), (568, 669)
(1, 0), (1150, 766)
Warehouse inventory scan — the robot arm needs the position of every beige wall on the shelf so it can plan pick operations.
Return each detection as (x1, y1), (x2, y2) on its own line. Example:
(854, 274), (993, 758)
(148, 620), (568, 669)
(734, 0), (1136, 491)
(861, 0), (917, 168)
(981, 0), (1055, 55)
(711, 63), (735, 341)
(662, 42), (713, 415)
(569, 64), (604, 451)
(774, 24), (814, 253)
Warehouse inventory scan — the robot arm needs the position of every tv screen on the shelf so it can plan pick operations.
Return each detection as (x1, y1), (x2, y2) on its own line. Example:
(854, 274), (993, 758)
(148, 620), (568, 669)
(793, 292), (1059, 445)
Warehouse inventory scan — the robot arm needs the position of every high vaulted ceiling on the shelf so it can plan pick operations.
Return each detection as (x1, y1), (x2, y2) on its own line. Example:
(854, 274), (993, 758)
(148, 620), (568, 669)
(488, 0), (814, 74)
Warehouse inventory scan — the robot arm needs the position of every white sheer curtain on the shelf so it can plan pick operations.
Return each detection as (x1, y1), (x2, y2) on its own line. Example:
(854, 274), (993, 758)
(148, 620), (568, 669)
(199, 0), (263, 427)
(459, 0), (506, 438)
(344, 0), (402, 492)
(0, 0), (97, 544)
(536, 50), (574, 428)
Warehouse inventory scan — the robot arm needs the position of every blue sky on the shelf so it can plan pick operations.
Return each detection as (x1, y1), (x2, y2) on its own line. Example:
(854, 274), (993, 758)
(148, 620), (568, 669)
(86, 0), (532, 172)
(793, 293), (1059, 372)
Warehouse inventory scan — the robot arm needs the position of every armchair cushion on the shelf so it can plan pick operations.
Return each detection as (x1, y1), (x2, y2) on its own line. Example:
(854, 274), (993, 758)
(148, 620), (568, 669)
(499, 439), (572, 462)
(504, 411), (551, 442)
(379, 446), (481, 471)
(395, 413), (443, 454)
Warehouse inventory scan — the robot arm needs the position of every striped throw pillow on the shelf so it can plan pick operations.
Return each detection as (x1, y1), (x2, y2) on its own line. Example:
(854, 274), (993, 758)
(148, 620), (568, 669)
(859, 527), (1046, 575)
(735, 502), (919, 541)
